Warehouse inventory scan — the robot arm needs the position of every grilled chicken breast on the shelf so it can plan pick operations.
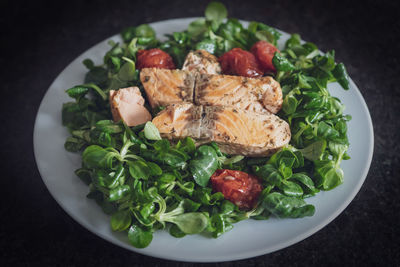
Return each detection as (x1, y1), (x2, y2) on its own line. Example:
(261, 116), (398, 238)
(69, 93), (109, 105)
(152, 103), (290, 156)
(182, 50), (222, 75)
(109, 87), (152, 126)
(140, 68), (282, 114)
(140, 68), (195, 109)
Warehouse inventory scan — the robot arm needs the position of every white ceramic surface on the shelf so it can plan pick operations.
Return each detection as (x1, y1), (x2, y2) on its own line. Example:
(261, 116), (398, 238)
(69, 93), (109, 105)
(33, 18), (374, 262)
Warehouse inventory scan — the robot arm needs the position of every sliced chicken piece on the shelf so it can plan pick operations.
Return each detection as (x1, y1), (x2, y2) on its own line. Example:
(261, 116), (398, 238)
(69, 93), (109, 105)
(140, 68), (195, 109)
(195, 74), (282, 114)
(109, 87), (152, 126)
(152, 103), (290, 156)
(140, 68), (283, 114)
(182, 50), (222, 74)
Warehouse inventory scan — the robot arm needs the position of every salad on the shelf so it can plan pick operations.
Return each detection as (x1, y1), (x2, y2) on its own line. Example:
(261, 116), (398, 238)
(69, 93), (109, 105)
(62, 2), (351, 248)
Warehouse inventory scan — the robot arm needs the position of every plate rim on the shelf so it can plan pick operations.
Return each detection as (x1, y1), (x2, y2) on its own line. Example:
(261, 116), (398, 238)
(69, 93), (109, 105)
(33, 17), (374, 262)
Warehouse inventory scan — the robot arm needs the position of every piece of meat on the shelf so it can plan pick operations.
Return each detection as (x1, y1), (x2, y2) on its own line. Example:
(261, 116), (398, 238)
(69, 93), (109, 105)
(151, 103), (202, 140)
(140, 68), (283, 114)
(109, 87), (152, 126)
(182, 50), (222, 75)
(195, 74), (282, 114)
(140, 68), (195, 109)
(152, 103), (291, 156)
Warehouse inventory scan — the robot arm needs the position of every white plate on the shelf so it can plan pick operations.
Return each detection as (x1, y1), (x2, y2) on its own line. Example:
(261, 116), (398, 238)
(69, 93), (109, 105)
(33, 18), (374, 262)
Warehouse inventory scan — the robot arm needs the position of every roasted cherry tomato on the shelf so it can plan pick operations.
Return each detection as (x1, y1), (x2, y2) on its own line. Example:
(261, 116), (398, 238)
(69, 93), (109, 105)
(219, 48), (263, 77)
(136, 48), (176, 70)
(250, 41), (280, 72)
(210, 169), (263, 210)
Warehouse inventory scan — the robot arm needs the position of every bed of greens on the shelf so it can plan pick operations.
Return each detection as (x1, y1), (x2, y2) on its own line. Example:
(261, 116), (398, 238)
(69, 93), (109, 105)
(62, 2), (350, 248)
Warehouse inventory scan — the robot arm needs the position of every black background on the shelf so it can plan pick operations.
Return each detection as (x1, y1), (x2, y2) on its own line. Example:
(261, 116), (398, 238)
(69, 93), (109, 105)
(1, 0), (400, 266)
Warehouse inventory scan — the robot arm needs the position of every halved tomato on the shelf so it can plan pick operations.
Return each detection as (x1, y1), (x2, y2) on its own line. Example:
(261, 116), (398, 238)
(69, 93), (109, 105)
(210, 169), (263, 209)
(136, 48), (176, 70)
(250, 40), (280, 73)
(219, 48), (263, 77)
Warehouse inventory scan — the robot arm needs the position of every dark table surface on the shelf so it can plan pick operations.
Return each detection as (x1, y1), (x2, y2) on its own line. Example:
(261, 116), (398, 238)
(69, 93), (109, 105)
(2, 0), (399, 266)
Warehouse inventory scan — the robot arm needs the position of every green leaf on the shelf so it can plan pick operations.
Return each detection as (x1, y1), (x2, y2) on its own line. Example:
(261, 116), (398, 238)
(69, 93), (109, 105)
(249, 22), (281, 46)
(108, 76), (127, 91)
(285, 34), (301, 49)
(118, 57), (136, 81)
(66, 86), (89, 100)
(75, 168), (92, 185)
(220, 155), (244, 165)
(299, 140), (327, 161)
(109, 185), (130, 201)
(128, 224), (153, 248)
(82, 145), (118, 169)
(111, 210), (131, 231)
(205, 2), (227, 23)
(82, 83), (108, 101)
(282, 95), (298, 115)
(279, 181), (303, 197)
(121, 26), (136, 42)
(314, 160), (344, 190)
(317, 121), (340, 140)
(290, 173), (318, 195)
(188, 18), (207, 39)
(139, 202), (156, 219)
(84, 66), (108, 87)
(143, 122), (162, 140)
(92, 164), (124, 188)
(255, 30), (275, 43)
(134, 24), (156, 38)
(175, 137), (196, 155)
(83, 59), (94, 70)
(210, 214), (233, 238)
(195, 39), (217, 54)
(166, 212), (209, 234)
(252, 164), (283, 186)
(110, 56), (121, 71)
(328, 141), (348, 158)
(101, 201), (117, 215)
(147, 162), (161, 176)
(223, 39), (245, 52)
(262, 192), (315, 218)
(332, 63), (350, 90)
(161, 149), (189, 168)
(128, 160), (151, 180)
(169, 224), (186, 238)
(93, 120), (124, 134)
(158, 172), (176, 183)
(189, 145), (219, 187)
(272, 52), (295, 72)
(64, 136), (86, 152)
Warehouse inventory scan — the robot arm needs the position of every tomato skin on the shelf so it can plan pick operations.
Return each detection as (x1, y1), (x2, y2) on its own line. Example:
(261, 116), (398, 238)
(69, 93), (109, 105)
(210, 169), (263, 209)
(136, 48), (176, 70)
(250, 41), (280, 72)
(219, 48), (263, 78)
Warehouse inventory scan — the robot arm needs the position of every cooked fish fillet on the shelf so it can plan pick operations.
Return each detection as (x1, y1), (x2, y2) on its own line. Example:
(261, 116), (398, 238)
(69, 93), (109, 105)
(140, 68), (282, 114)
(152, 103), (202, 140)
(182, 50), (222, 75)
(195, 74), (282, 114)
(109, 87), (152, 126)
(152, 103), (290, 156)
(140, 68), (195, 109)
